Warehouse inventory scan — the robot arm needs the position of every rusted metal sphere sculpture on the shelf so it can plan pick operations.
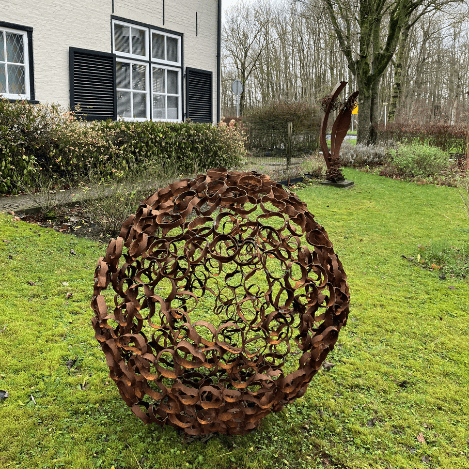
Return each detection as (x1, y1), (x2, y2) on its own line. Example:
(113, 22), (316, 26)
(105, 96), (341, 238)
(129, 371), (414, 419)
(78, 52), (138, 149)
(91, 169), (350, 435)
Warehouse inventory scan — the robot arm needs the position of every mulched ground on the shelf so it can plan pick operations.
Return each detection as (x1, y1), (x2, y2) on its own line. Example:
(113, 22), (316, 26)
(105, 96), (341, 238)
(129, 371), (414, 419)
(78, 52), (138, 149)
(9, 204), (109, 241)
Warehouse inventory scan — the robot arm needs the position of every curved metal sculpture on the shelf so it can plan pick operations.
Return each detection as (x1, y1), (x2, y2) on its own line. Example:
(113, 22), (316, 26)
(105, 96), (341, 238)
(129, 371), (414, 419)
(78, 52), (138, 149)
(91, 169), (350, 435)
(320, 81), (359, 182)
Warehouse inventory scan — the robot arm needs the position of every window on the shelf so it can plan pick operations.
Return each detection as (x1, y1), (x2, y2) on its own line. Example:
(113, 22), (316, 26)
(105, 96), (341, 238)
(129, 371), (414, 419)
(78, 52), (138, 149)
(113, 19), (182, 122)
(113, 22), (148, 60)
(152, 66), (180, 120)
(151, 31), (180, 65)
(0, 25), (31, 100)
(116, 60), (149, 119)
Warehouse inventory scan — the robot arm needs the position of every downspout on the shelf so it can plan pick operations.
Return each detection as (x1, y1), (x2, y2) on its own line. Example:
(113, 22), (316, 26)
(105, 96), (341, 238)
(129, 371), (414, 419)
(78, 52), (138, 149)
(217, 0), (221, 123)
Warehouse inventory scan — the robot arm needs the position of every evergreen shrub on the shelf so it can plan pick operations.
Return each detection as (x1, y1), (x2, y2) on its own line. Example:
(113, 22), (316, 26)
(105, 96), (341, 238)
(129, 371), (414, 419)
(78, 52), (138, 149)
(0, 99), (245, 194)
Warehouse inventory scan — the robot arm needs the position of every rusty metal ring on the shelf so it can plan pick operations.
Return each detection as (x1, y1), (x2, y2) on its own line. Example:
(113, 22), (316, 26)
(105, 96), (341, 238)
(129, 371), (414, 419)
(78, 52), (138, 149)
(91, 169), (350, 435)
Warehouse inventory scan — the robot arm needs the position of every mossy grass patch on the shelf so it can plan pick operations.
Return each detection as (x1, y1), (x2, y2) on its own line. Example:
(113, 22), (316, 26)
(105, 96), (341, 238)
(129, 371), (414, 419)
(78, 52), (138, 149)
(0, 168), (468, 468)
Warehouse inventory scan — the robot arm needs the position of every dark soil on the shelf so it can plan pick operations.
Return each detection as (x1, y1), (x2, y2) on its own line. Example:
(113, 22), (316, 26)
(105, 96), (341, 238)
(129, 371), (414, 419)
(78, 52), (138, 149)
(14, 204), (111, 242)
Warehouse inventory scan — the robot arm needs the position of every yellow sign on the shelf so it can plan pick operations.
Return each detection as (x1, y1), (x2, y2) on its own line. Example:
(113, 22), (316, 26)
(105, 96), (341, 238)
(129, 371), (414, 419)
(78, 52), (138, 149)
(352, 104), (358, 115)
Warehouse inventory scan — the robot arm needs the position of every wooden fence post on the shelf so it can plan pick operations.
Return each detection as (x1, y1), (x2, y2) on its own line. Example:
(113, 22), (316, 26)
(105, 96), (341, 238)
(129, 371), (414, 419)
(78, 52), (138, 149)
(287, 121), (292, 169)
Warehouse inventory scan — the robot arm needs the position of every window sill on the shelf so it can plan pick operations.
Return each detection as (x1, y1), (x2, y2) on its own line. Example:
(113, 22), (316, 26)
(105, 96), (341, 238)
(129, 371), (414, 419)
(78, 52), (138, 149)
(4, 98), (40, 104)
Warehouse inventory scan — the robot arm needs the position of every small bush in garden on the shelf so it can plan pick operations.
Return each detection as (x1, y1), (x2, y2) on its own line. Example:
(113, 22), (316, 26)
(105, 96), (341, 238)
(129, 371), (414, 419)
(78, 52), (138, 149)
(340, 142), (390, 168)
(389, 143), (450, 178)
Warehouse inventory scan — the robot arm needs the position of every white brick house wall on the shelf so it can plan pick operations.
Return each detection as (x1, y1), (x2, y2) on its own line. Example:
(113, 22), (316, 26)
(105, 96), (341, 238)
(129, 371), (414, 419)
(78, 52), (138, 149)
(1, 0), (220, 123)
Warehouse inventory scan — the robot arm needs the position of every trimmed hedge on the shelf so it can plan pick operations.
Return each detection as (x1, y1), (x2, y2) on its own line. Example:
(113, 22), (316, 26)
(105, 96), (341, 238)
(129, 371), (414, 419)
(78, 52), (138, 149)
(0, 99), (245, 194)
(377, 122), (468, 154)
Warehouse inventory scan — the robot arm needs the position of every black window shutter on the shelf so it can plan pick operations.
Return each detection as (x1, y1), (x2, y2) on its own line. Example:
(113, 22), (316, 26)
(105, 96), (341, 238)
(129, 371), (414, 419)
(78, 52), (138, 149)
(186, 68), (212, 123)
(69, 48), (116, 121)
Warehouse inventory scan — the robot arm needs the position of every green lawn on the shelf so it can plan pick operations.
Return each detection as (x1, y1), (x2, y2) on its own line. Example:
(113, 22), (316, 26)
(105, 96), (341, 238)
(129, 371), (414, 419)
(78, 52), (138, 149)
(1, 168), (468, 469)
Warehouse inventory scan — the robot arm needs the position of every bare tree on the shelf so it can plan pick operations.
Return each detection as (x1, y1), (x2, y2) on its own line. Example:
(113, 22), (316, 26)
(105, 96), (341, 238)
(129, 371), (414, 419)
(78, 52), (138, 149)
(320, 0), (465, 143)
(222, 0), (269, 115)
(221, 0), (469, 129)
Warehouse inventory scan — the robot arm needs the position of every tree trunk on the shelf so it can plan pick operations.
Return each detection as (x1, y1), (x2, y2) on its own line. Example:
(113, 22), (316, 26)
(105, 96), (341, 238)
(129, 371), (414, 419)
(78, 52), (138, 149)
(388, 26), (410, 123)
(357, 80), (372, 145)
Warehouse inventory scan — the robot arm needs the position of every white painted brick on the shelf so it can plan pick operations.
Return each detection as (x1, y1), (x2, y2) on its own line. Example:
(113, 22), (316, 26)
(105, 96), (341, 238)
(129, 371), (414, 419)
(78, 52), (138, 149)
(3, 0), (219, 122)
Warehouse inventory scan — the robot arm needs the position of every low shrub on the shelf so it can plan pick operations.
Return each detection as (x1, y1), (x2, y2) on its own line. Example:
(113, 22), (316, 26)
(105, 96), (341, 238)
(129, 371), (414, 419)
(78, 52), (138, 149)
(0, 99), (245, 194)
(388, 142), (450, 178)
(340, 142), (390, 168)
(0, 99), (60, 193)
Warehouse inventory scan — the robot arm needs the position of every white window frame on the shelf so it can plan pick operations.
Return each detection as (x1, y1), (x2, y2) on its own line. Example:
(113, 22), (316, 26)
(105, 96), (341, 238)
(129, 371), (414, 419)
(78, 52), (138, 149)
(150, 30), (181, 67)
(116, 58), (150, 121)
(112, 19), (182, 122)
(151, 65), (182, 122)
(0, 26), (30, 100)
(112, 20), (149, 61)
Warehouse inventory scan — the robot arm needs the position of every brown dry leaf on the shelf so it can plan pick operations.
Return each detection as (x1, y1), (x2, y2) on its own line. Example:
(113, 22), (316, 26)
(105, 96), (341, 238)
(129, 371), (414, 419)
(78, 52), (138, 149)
(417, 432), (426, 444)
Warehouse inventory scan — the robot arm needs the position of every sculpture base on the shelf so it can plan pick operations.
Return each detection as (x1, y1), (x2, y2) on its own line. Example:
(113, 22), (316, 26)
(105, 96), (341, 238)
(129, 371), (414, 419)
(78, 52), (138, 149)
(320, 180), (354, 188)
(278, 176), (304, 187)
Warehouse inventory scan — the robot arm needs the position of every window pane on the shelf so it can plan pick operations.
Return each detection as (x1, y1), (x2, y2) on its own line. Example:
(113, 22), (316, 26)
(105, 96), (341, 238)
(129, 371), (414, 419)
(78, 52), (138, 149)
(116, 61), (131, 89)
(6, 33), (24, 64)
(0, 64), (5, 93)
(167, 70), (178, 94)
(114, 24), (130, 54)
(131, 28), (146, 57)
(166, 37), (178, 63)
(167, 96), (178, 120)
(0, 32), (4, 62)
(117, 90), (132, 117)
(132, 64), (146, 91)
(152, 33), (164, 60)
(133, 92), (147, 118)
(8, 64), (25, 94)
(152, 67), (165, 93)
(153, 95), (165, 119)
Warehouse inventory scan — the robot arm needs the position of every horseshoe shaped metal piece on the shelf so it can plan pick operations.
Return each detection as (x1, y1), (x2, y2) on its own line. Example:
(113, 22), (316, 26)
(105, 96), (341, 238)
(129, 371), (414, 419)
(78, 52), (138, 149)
(91, 169), (350, 435)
